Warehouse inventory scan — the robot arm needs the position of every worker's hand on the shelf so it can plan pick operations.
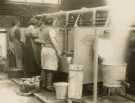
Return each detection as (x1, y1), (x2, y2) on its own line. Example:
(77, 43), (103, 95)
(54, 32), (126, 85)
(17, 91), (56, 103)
(56, 53), (62, 60)
(34, 39), (46, 44)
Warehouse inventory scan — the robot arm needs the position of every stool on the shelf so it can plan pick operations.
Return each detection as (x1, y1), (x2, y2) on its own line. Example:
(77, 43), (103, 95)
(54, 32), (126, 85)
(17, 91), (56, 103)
(103, 84), (123, 96)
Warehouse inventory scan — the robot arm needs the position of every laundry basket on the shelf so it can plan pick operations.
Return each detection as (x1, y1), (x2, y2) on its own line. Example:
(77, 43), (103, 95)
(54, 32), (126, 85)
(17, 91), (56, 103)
(54, 82), (68, 100)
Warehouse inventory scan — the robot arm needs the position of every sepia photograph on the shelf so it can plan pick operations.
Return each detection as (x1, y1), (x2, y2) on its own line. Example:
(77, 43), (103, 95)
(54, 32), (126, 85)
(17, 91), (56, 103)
(0, 0), (135, 103)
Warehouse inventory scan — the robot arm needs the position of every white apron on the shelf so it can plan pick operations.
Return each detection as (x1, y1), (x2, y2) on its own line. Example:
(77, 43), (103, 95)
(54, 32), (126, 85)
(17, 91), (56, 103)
(41, 47), (58, 71)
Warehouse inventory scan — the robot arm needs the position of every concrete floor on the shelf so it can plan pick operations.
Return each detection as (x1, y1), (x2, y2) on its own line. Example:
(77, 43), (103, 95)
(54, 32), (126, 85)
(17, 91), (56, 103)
(84, 96), (135, 103)
(0, 73), (41, 103)
(34, 87), (135, 103)
(0, 72), (135, 103)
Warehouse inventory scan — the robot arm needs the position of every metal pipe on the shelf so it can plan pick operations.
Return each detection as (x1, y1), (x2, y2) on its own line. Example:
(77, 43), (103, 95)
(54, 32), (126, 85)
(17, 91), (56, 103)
(93, 9), (98, 103)
(35, 6), (109, 17)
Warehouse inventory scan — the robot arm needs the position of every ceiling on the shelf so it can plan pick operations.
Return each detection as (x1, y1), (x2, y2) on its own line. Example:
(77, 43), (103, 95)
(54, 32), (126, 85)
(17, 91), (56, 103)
(0, 1), (60, 17)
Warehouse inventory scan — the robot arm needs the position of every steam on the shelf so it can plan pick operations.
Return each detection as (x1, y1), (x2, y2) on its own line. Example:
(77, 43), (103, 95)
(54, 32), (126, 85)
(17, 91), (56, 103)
(105, 0), (135, 64)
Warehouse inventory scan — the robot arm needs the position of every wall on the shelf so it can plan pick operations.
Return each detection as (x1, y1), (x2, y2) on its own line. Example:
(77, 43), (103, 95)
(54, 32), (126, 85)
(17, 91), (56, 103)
(0, 15), (20, 28)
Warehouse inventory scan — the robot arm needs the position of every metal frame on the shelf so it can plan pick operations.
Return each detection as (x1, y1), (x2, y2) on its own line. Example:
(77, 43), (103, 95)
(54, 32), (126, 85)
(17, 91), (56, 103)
(34, 6), (109, 103)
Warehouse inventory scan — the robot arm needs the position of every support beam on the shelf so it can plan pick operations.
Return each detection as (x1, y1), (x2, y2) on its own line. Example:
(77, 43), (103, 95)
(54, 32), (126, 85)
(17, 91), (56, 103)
(93, 9), (98, 103)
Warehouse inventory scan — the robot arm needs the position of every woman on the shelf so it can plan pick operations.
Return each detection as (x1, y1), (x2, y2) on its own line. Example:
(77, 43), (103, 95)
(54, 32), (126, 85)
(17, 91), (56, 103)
(8, 21), (23, 70)
(37, 17), (61, 90)
(23, 18), (40, 77)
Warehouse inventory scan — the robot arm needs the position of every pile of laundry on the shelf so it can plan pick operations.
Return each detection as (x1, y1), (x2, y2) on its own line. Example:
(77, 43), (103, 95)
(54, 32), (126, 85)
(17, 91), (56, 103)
(18, 76), (40, 94)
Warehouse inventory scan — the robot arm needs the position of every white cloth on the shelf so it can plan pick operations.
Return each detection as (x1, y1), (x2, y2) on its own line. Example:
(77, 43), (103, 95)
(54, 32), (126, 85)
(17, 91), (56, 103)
(49, 28), (56, 38)
(41, 47), (58, 71)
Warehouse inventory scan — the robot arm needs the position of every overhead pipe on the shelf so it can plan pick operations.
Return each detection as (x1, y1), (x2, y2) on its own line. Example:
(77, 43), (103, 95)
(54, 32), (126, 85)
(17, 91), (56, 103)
(35, 6), (108, 17)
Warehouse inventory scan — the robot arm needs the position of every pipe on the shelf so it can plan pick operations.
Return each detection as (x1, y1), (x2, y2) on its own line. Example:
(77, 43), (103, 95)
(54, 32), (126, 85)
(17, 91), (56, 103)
(35, 6), (109, 17)
(93, 9), (98, 103)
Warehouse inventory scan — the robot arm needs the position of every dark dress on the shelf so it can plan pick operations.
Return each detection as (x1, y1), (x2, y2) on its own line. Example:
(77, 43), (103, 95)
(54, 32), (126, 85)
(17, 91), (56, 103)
(23, 25), (41, 77)
(23, 35), (39, 77)
(31, 40), (41, 74)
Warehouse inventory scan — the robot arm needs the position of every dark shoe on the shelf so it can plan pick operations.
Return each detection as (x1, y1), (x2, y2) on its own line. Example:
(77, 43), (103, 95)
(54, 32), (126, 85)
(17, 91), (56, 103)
(39, 81), (46, 89)
(46, 86), (54, 92)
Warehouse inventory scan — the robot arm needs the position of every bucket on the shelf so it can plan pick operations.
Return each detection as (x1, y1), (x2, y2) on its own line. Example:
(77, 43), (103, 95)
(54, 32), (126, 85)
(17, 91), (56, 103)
(54, 82), (68, 100)
(102, 63), (127, 87)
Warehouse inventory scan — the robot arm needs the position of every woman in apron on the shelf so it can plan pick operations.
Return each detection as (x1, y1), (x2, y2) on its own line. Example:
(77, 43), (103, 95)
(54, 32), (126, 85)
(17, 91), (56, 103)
(36, 17), (61, 91)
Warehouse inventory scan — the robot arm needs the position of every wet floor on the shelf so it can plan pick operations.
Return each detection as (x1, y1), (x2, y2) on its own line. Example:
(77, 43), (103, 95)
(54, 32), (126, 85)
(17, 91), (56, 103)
(0, 73), (41, 103)
(0, 72), (135, 103)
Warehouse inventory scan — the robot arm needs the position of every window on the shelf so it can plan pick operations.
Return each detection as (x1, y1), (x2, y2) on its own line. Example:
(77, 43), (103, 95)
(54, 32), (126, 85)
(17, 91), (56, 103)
(9, 0), (26, 2)
(42, 0), (59, 4)
(95, 10), (108, 27)
(55, 14), (66, 27)
(78, 12), (93, 27)
(26, 0), (42, 3)
(68, 13), (79, 27)
(9, 0), (60, 4)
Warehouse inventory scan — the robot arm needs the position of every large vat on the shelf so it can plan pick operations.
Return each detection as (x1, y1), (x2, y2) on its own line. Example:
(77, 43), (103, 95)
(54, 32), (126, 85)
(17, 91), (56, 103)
(102, 63), (127, 87)
(71, 27), (96, 84)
